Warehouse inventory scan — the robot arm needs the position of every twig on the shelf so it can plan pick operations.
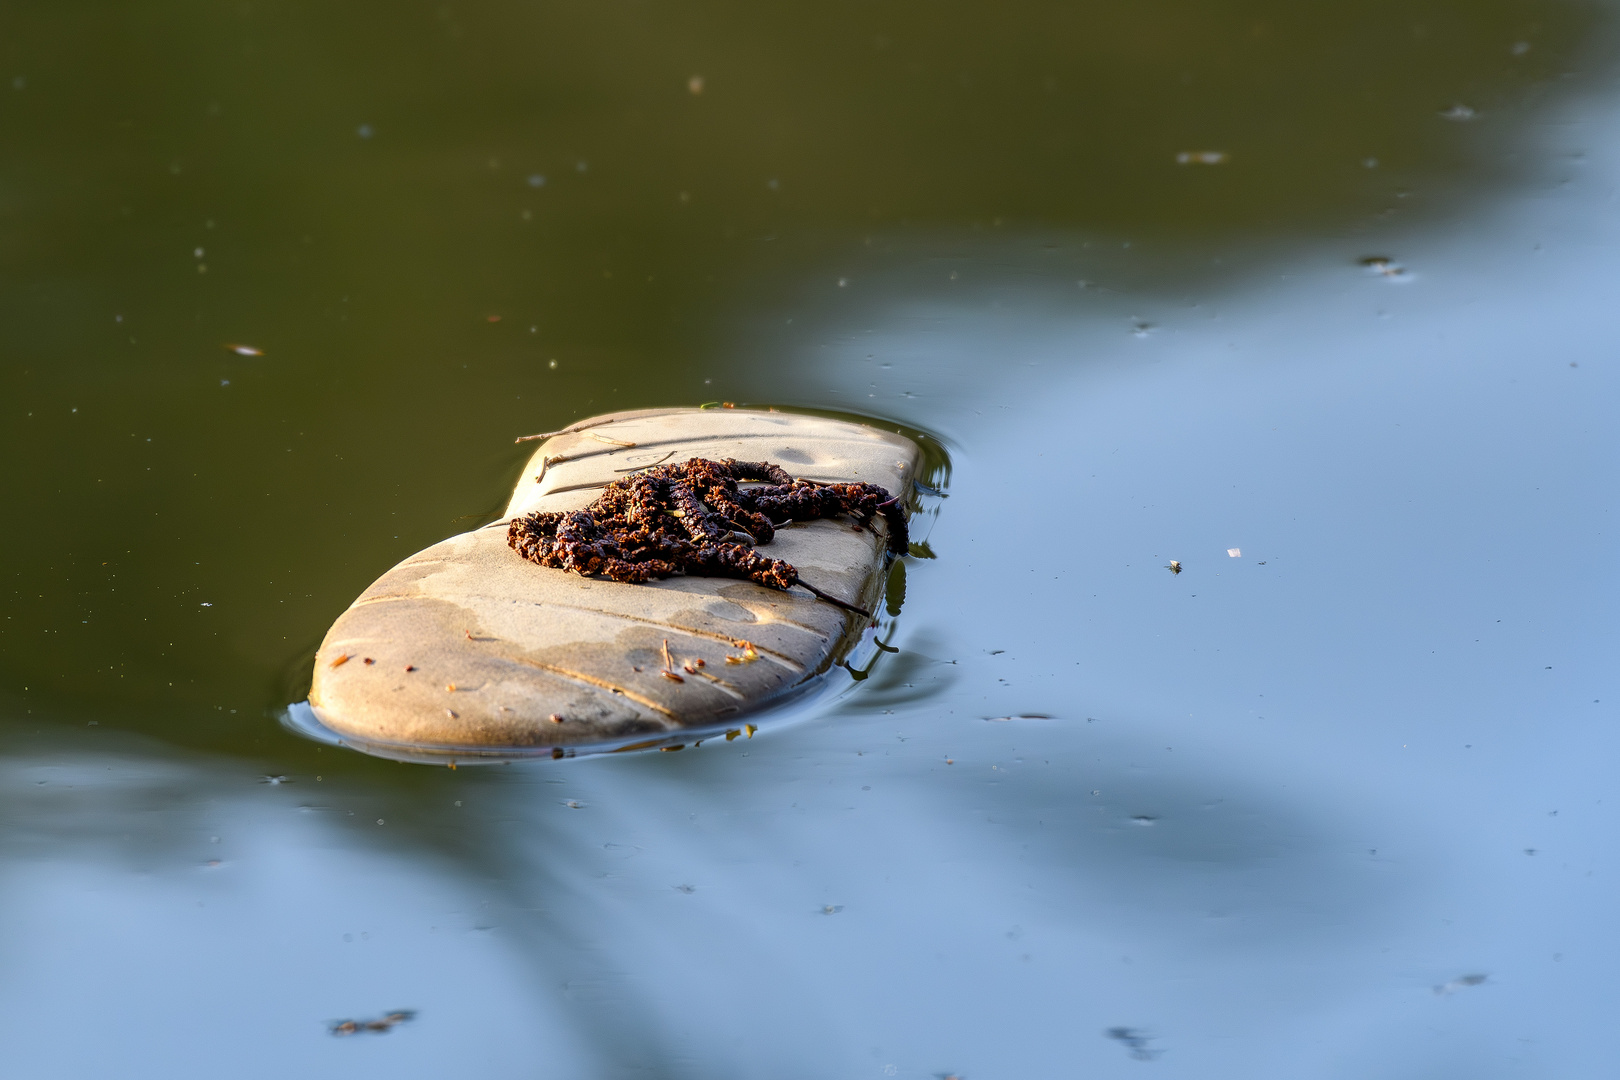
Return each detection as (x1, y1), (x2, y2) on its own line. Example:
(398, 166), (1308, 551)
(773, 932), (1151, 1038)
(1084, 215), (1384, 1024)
(792, 578), (871, 617)
(689, 668), (739, 690)
(514, 417), (623, 444)
(660, 638), (684, 682)
(531, 453), (572, 486)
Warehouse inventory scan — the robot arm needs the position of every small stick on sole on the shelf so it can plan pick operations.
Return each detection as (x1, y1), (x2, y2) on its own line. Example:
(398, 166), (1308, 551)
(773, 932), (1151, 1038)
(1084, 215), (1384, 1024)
(791, 577), (871, 617)
(660, 638), (685, 682)
(514, 419), (617, 443)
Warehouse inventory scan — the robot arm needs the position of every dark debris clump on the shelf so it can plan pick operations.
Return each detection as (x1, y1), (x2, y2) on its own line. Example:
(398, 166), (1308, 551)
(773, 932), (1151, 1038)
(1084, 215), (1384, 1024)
(507, 457), (906, 616)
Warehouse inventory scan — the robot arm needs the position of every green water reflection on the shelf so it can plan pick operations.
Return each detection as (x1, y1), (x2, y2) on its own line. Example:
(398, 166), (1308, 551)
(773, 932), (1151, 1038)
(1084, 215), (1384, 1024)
(0, 0), (1602, 769)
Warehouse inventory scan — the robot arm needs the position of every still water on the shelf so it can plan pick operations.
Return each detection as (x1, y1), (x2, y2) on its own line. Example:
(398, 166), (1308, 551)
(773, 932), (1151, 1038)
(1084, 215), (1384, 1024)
(2, 2), (1618, 1076)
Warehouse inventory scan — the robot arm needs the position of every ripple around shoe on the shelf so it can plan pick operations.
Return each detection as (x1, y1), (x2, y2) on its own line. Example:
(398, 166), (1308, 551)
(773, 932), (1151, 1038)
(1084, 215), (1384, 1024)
(305, 407), (919, 758)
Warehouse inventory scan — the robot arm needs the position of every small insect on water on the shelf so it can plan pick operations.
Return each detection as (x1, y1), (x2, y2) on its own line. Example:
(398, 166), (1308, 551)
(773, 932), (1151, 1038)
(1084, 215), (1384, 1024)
(1166, 560), (1182, 575)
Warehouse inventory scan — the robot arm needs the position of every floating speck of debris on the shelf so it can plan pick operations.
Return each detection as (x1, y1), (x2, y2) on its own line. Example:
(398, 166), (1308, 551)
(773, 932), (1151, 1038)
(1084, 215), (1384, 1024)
(330, 1010), (416, 1036)
(1434, 973), (1487, 995)
(357, 123), (374, 139)
(527, 173), (546, 188)
(259, 775), (290, 785)
(1106, 1027), (1160, 1061)
(688, 74), (704, 95)
(1440, 104), (1478, 121)
(822, 905), (843, 915)
(564, 800), (583, 809)
(985, 713), (1054, 722)
(1227, 547), (1242, 557)
(1130, 815), (1158, 826)
(1176, 150), (1228, 164)
(674, 884), (695, 893)
(199, 602), (213, 607)
(1359, 255), (1408, 279)
(1512, 41), (1532, 56)
(225, 344), (264, 356)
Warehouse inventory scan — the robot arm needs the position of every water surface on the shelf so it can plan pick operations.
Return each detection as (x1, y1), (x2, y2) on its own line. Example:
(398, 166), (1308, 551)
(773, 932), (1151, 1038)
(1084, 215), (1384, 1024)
(2, 2), (1617, 1076)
